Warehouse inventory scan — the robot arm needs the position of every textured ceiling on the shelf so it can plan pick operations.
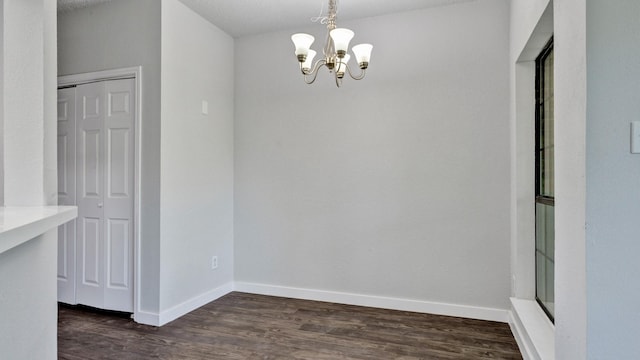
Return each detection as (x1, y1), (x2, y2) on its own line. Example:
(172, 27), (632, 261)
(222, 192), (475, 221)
(178, 0), (475, 38)
(57, 0), (474, 38)
(57, 0), (111, 12)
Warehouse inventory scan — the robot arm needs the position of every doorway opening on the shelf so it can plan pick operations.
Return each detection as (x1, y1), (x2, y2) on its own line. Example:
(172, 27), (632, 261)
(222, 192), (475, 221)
(57, 67), (142, 319)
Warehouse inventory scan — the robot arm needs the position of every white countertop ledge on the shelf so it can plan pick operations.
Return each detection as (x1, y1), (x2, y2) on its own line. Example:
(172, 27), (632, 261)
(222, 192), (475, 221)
(0, 206), (78, 255)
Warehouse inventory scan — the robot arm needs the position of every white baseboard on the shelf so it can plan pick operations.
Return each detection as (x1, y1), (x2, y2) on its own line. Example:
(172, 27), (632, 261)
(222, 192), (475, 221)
(134, 282), (234, 327)
(133, 310), (160, 326)
(234, 282), (510, 323)
(135, 282), (511, 327)
(159, 282), (234, 326)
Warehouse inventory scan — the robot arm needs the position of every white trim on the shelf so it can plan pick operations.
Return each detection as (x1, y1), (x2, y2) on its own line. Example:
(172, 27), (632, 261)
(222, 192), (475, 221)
(57, 67), (143, 323)
(233, 282), (510, 323)
(133, 282), (234, 327)
(509, 298), (555, 360)
(133, 310), (160, 327)
(157, 282), (234, 326)
(510, 309), (536, 360)
(58, 67), (140, 87)
(132, 282), (514, 328)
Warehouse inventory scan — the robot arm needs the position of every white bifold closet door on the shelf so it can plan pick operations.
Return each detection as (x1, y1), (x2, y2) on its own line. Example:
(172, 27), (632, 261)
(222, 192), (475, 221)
(57, 78), (135, 313)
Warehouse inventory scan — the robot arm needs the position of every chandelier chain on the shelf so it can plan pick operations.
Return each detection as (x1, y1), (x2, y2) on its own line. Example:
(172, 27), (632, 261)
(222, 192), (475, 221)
(310, 0), (338, 26)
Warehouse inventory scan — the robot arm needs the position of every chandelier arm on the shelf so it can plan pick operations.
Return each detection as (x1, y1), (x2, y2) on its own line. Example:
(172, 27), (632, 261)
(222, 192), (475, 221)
(303, 59), (328, 84)
(310, 59), (328, 75)
(333, 67), (342, 87)
(345, 64), (366, 80)
(299, 58), (326, 76)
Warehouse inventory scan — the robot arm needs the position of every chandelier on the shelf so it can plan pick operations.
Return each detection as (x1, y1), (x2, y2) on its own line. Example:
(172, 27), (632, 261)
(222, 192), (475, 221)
(291, 0), (373, 87)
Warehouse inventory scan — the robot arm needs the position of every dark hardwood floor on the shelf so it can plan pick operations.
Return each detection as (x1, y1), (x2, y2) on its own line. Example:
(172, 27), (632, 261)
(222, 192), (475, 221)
(58, 292), (522, 359)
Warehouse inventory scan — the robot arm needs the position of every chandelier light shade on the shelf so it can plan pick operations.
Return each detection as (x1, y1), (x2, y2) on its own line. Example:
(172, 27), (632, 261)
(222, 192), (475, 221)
(291, 0), (373, 87)
(352, 43), (373, 67)
(329, 28), (354, 55)
(302, 50), (317, 71)
(336, 54), (350, 78)
(292, 33), (315, 59)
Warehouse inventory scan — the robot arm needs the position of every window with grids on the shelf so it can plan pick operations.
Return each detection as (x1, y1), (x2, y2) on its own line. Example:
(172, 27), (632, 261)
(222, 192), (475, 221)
(535, 38), (554, 321)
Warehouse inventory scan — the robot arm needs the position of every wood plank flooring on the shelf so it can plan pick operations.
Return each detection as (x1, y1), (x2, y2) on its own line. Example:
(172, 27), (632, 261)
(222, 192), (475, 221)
(58, 292), (522, 360)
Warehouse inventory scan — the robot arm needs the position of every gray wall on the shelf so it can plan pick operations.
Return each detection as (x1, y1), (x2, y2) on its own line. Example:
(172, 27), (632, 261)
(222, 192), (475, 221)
(234, 0), (512, 310)
(586, 0), (640, 357)
(0, 0), (3, 206)
(44, 0), (58, 207)
(159, 0), (235, 313)
(58, 0), (162, 314)
(0, 0), (58, 358)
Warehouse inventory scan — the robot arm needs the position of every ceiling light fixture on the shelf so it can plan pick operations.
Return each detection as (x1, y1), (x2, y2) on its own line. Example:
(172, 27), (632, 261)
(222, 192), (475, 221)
(291, 0), (373, 87)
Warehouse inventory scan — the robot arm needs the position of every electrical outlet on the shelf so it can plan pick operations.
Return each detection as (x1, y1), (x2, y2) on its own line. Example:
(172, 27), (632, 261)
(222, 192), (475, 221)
(211, 256), (218, 270)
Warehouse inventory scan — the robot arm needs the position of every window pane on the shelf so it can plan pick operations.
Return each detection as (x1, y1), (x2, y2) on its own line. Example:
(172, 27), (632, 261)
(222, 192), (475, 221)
(545, 205), (555, 261)
(544, 51), (554, 98)
(537, 45), (555, 198)
(535, 203), (547, 253)
(536, 251), (546, 302)
(535, 203), (555, 320)
(545, 257), (555, 318)
(535, 39), (554, 322)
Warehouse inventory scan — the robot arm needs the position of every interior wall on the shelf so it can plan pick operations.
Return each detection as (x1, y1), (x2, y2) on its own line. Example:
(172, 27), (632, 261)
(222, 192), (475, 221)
(57, 0), (162, 315)
(0, 0), (3, 206)
(43, 0), (58, 206)
(0, 236), (58, 359)
(509, 0), (550, 302)
(0, 0), (58, 358)
(234, 0), (511, 311)
(159, 0), (234, 313)
(509, 0), (551, 60)
(4, 0), (44, 205)
(585, 0), (640, 357)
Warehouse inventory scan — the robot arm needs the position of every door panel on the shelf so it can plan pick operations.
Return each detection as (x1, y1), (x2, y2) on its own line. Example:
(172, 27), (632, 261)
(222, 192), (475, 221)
(83, 94), (101, 119)
(82, 129), (101, 198)
(57, 87), (77, 304)
(107, 218), (130, 289)
(58, 133), (71, 198)
(107, 128), (130, 198)
(81, 217), (101, 286)
(57, 225), (68, 276)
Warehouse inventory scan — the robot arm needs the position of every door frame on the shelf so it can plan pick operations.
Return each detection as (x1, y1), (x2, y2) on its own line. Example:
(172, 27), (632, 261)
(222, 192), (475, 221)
(58, 66), (142, 320)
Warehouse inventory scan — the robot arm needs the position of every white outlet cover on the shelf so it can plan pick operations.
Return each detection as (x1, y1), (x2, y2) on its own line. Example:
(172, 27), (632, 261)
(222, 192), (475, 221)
(201, 100), (209, 115)
(632, 121), (640, 154)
